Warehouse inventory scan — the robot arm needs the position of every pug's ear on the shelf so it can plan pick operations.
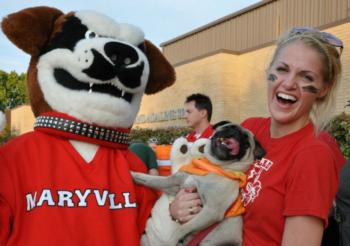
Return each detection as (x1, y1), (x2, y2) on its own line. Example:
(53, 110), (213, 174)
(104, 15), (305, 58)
(144, 40), (176, 94)
(1, 6), (63, 56)
(253, 137), (266, 160)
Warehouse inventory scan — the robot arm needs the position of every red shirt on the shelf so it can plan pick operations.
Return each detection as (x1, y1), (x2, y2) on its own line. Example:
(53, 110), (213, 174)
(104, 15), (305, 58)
(0, 130), (157, 246)
(241, 117), (340, 246)
(186, 125), (214, 142)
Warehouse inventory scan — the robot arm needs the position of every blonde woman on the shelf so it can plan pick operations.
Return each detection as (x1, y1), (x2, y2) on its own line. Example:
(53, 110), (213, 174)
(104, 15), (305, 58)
(241, 27), (344, 246)
(170, 27), (345, 246)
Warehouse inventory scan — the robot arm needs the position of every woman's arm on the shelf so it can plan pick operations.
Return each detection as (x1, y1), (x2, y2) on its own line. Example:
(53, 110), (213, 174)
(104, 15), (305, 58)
(281, 216), (324, 246)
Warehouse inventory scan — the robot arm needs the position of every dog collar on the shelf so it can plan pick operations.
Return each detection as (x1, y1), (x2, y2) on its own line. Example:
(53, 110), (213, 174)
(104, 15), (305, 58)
(34, 112), (130, 149)
(179, 158), (247, 187)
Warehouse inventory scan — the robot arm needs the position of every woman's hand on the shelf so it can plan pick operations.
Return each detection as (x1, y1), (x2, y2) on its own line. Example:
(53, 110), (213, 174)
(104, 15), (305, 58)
(169, 187), (202, 224)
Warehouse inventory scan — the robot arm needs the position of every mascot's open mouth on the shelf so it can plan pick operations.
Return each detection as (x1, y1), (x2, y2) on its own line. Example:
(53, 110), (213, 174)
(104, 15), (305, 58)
(54, 68), (133, 102)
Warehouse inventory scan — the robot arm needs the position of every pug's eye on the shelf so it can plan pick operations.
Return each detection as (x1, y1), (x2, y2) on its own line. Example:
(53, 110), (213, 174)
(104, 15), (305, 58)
(216, 138), (225, 144)
(85, 30), (99, 39)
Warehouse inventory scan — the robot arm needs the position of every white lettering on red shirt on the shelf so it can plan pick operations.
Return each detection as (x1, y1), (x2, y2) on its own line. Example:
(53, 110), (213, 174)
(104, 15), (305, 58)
(242, 158), (274, 206)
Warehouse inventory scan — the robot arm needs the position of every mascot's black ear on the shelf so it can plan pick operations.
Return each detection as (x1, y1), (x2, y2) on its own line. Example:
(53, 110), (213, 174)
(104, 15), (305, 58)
(144, 40), (176, 94)
(253, 137), (266, 160)
(1, 6), (63, 56)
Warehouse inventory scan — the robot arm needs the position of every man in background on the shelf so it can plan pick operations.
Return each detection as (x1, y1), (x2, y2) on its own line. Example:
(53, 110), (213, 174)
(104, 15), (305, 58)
(184, 93), (214, 142)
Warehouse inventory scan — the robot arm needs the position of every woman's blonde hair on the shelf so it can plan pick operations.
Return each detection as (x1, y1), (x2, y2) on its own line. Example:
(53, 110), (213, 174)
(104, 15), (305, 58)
(268, 27), (342, 132)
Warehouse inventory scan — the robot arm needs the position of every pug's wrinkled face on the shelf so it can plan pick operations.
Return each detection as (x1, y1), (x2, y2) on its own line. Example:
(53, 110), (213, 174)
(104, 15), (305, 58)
(211, 124), (252, 162)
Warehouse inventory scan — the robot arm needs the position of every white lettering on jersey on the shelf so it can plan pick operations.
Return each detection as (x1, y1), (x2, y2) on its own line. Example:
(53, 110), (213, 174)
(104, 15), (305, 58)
(37, 189), (55, 207)
(241, 158), (274, 206)
(57, 191), (74, 207)
(123, 192), (137, 208)
(26, 189), (137, 211)
(109, 193), (123, 209)
(94, 190), (109, 206)
(75, 189), (91, 207)
(26, 192), (37, 211)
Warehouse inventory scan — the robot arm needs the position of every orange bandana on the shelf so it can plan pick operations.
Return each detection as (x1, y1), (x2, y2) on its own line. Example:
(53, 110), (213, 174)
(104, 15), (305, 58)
(179, 158), (246, 217)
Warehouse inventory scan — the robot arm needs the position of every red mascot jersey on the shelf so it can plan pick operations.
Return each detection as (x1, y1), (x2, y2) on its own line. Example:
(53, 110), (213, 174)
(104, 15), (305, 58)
(0, 130), (157, 246)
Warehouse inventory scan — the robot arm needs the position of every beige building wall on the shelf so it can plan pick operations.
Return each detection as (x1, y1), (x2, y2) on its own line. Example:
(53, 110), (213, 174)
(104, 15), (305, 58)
(329, 23), (350, 116)
(10, 105), (35, 135)
(235, 46), (274, 122)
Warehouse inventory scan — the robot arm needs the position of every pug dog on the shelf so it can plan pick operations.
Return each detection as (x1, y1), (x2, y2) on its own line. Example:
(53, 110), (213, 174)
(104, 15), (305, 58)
(132, 122), (266, 246)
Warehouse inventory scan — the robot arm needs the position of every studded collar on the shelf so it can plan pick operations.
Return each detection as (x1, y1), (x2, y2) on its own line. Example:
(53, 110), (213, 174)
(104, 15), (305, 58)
(34, 112), (130, 149)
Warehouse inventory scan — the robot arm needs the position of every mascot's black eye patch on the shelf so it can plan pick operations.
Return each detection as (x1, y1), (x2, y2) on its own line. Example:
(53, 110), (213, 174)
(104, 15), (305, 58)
(41, 16), (88, 55)
(138, 42), (146, 53)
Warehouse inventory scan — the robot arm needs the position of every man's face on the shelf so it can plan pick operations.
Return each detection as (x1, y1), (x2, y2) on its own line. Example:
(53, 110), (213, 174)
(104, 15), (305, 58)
(184, 101), (206, 128)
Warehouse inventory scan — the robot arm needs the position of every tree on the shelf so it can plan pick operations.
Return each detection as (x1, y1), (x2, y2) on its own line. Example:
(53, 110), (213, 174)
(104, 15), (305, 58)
(0, 70), (28, 111)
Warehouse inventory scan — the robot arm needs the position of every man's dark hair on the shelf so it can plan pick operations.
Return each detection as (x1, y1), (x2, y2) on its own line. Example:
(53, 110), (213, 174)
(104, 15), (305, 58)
(185, 93), (212, 121)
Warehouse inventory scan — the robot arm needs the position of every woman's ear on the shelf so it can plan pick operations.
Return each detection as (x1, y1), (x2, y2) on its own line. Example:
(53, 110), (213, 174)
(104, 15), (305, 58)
(1, 6), (63, 56)
(144, 40), (176, 94)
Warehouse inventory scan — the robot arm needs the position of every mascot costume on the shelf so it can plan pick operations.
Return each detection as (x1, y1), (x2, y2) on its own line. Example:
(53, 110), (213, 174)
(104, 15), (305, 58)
(0, 6), (175, 245)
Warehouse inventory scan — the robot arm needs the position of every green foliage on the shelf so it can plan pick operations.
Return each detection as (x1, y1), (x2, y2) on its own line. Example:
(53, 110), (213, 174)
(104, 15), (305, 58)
(131, 126), (191, 144)
(0, 127), (18, 145)
(328, 112), (350, 159)
(0, 70), (28, 110)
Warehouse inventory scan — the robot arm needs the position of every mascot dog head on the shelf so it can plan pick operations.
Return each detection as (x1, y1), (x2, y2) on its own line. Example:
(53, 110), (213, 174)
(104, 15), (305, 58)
(1, 6), (175, 128)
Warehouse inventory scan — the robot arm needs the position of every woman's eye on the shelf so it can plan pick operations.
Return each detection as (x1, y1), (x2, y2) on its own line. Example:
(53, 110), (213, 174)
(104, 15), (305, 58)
(304, 75), (314, 82)
(85, 30), (98, 39)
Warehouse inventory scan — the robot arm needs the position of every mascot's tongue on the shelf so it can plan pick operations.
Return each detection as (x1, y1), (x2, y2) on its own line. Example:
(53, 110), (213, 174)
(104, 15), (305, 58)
(226, 138), (240, 155)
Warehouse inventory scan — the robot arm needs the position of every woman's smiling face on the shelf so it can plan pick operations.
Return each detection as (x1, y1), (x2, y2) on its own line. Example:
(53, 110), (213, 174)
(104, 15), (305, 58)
(267, 41), (329, 128)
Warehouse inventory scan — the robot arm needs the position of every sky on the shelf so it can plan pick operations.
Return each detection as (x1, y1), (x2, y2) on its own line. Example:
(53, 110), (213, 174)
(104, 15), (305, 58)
(0, 0), (260, 73)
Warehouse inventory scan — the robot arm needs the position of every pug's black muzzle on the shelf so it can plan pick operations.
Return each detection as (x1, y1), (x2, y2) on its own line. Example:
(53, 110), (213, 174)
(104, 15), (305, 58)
(83, 41), (144, 88)
(211, 125), (250, 161)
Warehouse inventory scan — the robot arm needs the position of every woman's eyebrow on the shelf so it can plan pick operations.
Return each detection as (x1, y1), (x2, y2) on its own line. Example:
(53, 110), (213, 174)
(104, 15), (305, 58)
(276, 61), (289, 68)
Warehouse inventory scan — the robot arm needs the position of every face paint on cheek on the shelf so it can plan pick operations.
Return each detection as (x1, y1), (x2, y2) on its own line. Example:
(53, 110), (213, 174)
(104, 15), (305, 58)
(302, 86), (319, 94)
(267, 73), (277, 82)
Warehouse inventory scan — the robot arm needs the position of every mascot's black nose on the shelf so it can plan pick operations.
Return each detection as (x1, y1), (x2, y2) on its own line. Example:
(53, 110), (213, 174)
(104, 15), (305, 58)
(104, 42), (139, 66)
(82, 41), (145, 88)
